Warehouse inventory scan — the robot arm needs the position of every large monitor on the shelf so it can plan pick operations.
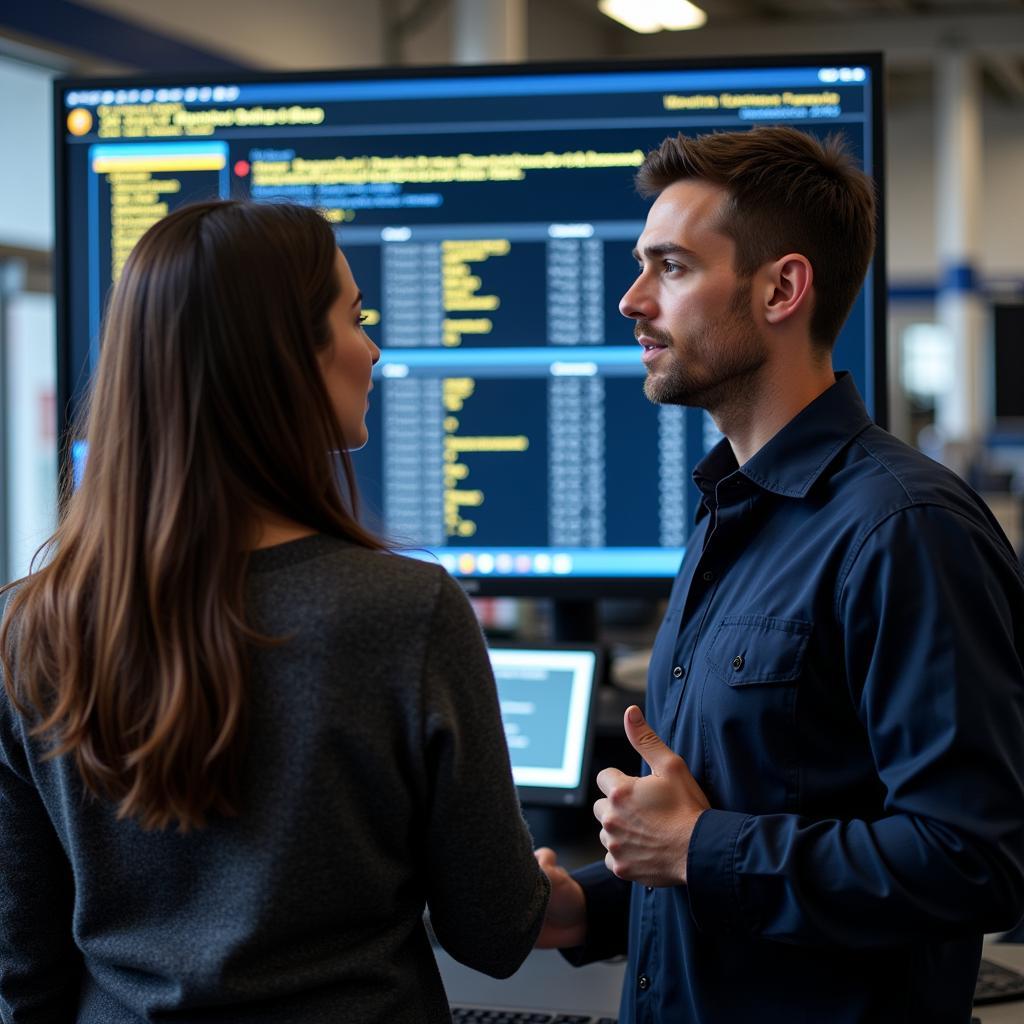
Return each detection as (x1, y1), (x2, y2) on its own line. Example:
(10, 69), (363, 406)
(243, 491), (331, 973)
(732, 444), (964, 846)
(55, 54), (885, 597)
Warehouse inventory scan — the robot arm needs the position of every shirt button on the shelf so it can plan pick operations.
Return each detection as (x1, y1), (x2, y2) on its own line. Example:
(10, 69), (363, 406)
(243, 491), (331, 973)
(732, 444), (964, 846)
(672, 665), (684, 679)
(638, 974), (650, 990)
(645, 885), (654, 893)
(732, 655), (744, 671)
(702, 570), (715, 582)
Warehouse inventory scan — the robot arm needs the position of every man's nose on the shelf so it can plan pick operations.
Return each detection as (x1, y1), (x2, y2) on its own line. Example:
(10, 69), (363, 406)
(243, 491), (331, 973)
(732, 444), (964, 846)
(620, 277), (655, 321)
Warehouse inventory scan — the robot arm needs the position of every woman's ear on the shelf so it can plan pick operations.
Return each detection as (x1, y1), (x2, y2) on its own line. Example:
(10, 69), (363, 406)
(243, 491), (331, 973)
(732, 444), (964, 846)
(761, 253), (813, 327)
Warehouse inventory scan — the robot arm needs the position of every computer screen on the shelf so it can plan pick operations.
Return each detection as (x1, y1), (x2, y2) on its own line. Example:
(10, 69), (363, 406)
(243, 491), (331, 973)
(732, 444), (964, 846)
(55, 54), (885, 597)
(489, 645), (600, 807)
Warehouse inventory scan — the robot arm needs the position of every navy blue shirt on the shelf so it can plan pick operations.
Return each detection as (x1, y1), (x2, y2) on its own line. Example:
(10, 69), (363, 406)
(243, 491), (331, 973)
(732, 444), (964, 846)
(570, 374), (1024, 1023)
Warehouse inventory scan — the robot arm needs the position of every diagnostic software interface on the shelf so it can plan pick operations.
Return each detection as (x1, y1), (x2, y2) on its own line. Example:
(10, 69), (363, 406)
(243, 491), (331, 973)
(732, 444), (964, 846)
(58, 58), (882, 588)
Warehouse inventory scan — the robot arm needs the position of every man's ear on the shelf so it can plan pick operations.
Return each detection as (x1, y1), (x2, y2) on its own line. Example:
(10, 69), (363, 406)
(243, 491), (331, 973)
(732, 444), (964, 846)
(760, 254), (813, 326)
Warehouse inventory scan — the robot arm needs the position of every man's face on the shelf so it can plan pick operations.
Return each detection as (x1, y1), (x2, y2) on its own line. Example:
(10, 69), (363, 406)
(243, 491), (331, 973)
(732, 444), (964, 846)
(620, 179), (766, 410)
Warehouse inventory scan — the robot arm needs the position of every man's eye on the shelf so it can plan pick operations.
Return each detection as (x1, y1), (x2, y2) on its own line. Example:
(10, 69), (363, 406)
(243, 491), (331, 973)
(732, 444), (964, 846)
(358, 313), (370, 326)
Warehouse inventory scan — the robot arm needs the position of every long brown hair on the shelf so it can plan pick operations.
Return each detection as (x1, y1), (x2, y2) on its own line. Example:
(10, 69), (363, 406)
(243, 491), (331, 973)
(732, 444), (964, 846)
(1, 200), (383, 830)
(635, 126), (876, 349)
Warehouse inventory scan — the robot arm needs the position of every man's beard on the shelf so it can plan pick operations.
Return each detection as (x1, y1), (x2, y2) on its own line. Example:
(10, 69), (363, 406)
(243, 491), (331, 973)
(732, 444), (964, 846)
(640, 284), (767, 411)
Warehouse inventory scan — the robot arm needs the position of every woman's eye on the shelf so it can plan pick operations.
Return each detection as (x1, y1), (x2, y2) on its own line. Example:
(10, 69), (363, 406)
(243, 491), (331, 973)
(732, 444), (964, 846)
(358, 313), (370, 326)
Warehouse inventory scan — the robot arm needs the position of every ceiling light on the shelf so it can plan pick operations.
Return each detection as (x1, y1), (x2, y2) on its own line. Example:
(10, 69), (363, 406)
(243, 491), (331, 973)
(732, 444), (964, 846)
(598, 0), (707, 33)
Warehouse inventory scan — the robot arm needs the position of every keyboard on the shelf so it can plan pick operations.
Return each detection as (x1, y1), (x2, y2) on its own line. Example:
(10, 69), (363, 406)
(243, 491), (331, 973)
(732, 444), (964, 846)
(451, 1007), (616, 1024)
(450, 954), (1024, 1021)
(974, 956), (1024, 1005)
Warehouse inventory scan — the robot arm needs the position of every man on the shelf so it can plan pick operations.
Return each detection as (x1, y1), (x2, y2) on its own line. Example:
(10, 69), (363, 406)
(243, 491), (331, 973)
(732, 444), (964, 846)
(535, 126), (1024, 1023)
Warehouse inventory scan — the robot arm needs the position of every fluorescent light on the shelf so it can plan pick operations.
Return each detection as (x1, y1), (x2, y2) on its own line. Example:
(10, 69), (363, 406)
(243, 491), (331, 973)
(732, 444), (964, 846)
(598, 0), (707, 33)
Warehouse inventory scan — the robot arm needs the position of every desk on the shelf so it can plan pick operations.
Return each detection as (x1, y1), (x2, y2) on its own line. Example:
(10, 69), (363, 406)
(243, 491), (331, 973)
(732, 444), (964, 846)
(440, 947), (623, 1018)
(977, 944), (1024, 1023)
(439, 943), (1024, 1022)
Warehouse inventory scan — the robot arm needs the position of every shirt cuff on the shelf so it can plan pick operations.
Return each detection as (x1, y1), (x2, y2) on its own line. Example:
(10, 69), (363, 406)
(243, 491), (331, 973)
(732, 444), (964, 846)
(559, 860), (631, 966)
(686, 808), (751, 936)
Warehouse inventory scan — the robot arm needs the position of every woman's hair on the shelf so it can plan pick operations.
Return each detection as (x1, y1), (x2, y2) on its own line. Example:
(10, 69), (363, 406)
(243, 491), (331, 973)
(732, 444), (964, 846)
(1, 200), (383, 831)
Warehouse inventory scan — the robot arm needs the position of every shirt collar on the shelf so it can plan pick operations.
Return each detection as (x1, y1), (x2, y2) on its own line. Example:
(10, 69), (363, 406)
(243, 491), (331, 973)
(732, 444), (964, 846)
(693, 372), (874, 503)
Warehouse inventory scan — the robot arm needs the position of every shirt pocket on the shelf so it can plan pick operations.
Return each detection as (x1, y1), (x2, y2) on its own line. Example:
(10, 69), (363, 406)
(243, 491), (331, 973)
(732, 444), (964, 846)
(700, 615), (813, 812)
(705, 614), (812, 687)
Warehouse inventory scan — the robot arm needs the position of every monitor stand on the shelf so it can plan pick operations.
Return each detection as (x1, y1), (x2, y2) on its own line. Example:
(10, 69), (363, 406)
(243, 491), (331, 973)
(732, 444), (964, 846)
(523, 805), (603, 868)
(551, 599), (598, 643)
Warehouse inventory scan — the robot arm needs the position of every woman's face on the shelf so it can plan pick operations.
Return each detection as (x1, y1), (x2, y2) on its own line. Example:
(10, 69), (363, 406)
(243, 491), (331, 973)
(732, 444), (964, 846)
(319, 249), (380, 450)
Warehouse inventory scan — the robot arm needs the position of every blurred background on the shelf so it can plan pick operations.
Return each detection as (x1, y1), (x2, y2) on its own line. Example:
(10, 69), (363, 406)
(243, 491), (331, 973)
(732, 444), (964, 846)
(0, 0), (1022, 586)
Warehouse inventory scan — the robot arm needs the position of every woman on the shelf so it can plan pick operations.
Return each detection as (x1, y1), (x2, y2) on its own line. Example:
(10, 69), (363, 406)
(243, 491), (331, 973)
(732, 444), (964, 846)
(0, 200), (548, 1022)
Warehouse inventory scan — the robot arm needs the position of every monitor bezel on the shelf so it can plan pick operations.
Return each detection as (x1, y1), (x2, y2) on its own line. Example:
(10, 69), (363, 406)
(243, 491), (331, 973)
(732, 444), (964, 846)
(54, 52), (887, 601)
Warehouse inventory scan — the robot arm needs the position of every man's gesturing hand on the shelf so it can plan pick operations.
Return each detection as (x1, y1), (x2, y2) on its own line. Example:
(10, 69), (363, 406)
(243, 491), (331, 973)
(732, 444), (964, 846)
(594, 705), (711, 887)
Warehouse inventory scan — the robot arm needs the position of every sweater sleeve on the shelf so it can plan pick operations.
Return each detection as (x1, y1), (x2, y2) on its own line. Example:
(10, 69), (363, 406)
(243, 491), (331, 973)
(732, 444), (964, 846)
(420, 573), (550, 977)
(0, 691), (80, 1020)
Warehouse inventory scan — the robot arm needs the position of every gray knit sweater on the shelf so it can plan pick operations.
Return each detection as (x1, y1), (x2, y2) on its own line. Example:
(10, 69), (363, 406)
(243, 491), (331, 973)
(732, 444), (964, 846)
(0, 535), (549, 1022)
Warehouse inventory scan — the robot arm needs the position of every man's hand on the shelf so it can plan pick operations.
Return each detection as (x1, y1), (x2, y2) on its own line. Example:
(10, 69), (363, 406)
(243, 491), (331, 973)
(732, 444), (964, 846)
(594, 705), (711, 887)
(533, 847), (587, 948)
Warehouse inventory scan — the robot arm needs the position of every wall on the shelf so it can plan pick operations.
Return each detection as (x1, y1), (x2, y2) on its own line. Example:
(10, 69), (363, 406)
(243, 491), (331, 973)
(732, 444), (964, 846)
(5, 291), (56, 580)
(982, 105), (1024, 280)
(526, 1), (615, 64)
(886, 88), (1024, 286)
(0, 57), (54, 250)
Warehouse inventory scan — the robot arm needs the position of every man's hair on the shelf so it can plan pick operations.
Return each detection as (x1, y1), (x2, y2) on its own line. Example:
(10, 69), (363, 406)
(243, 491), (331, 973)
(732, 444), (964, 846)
(636, 126), (876, 349)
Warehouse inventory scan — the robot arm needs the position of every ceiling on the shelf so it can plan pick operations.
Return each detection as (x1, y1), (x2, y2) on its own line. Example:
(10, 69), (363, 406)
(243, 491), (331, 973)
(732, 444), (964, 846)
(643, 0), (1024, 17)
(564, 0), (1024, 103)
(1, 0), (1023, 104)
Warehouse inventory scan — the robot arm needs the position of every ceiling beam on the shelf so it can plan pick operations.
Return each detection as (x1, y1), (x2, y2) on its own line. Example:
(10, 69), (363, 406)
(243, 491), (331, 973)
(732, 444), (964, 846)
(0, 0), (250, 72)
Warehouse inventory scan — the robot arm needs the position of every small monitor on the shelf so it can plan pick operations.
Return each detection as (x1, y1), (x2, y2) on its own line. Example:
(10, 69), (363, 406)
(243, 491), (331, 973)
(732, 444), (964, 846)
(488, 644), (601, 806)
